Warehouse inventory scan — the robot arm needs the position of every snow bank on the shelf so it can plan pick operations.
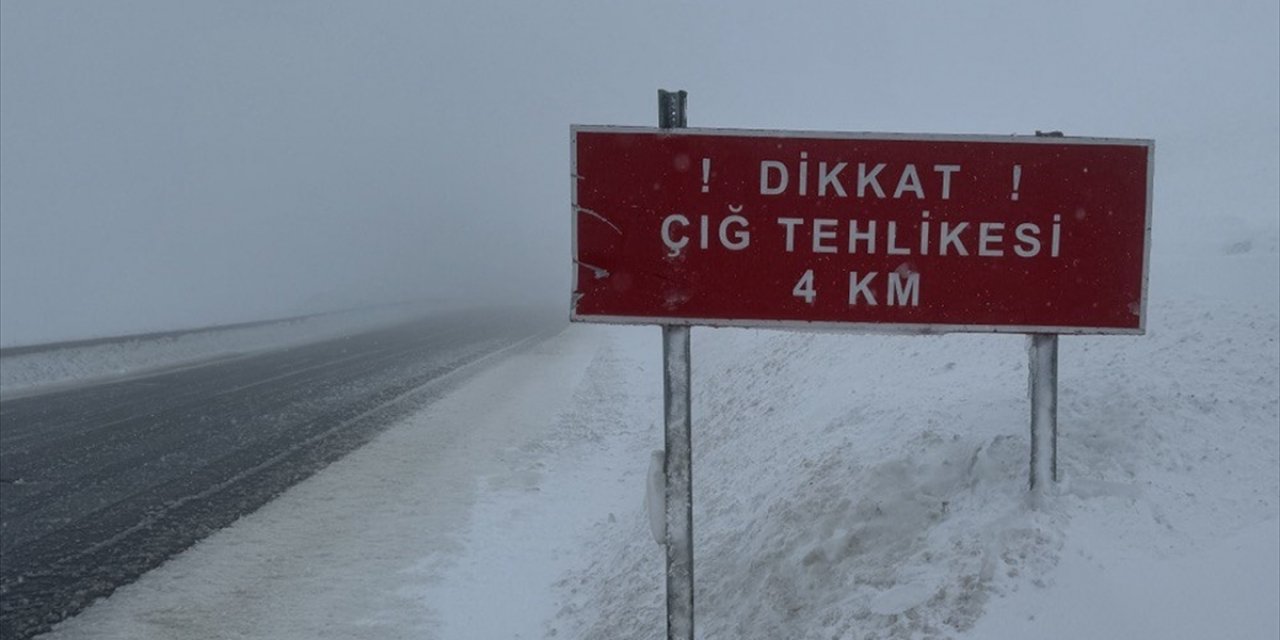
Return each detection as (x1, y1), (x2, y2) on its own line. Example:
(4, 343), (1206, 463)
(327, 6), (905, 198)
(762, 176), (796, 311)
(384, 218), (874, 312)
(969, 515), (1279, 640)
(0, 304), (439, 398)
(553, 248), (1278, 638)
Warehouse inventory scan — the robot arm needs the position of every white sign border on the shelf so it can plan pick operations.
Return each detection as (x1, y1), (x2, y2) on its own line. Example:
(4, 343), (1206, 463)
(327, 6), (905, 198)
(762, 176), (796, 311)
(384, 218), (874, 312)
(570, 125), (1155, 336)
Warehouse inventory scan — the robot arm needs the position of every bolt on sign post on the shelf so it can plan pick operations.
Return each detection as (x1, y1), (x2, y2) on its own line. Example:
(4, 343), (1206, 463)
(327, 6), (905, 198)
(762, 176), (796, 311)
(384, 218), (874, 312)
(570, 93), (1153, 636)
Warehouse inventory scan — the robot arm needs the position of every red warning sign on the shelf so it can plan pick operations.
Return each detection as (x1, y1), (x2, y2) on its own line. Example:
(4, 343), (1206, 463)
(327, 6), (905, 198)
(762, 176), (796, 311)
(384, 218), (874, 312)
(572, 126), (1153, 334)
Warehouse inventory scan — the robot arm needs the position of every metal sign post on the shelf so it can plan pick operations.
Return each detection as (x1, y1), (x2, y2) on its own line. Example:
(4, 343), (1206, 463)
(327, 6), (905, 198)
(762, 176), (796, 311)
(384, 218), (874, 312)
(1028, 333), (1058, 494)
(1028, 129), (1064, 497)
(658, 88), (695, 640)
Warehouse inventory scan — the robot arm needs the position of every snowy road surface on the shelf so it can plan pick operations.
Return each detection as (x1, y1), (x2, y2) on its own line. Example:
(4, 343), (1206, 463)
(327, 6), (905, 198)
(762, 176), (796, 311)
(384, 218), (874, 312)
(32, 323), (657, 640)
(0, 309), (559, 639)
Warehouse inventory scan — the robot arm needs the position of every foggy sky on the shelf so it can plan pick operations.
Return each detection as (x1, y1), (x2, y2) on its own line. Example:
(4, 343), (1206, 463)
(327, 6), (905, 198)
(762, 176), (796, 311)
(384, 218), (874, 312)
(2, 0), (1277, 346)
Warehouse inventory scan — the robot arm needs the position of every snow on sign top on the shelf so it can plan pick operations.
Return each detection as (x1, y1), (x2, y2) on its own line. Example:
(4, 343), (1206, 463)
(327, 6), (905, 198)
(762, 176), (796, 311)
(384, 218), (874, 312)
(571, 126), (1154, 334)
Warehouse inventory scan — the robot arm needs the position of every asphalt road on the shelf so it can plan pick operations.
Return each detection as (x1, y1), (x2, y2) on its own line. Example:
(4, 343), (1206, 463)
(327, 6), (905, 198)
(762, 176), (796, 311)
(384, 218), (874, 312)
(0, 308), (561, 639)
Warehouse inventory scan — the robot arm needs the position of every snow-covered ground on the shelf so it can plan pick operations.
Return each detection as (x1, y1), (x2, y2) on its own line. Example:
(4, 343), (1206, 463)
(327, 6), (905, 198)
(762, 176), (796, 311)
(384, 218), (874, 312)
(35, 217), (1278, 639)
(0, 304), (446, 399)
